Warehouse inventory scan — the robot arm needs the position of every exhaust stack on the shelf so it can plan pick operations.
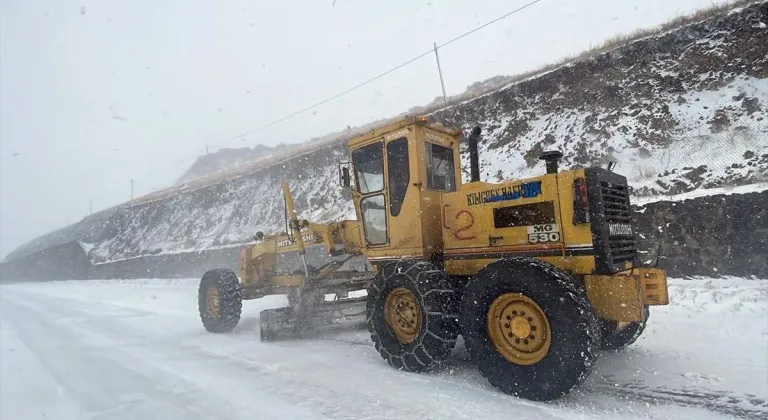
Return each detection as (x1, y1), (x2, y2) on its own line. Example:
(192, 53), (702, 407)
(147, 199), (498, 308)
(468, 126), (482, 183)
(539, 150), (563, 174)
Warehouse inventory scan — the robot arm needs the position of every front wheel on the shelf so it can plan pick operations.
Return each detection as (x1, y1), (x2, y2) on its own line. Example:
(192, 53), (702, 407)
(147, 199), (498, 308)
(198, 269), (243, 333)
(460, 258), (600, 401)
(366, 259), (460, 372)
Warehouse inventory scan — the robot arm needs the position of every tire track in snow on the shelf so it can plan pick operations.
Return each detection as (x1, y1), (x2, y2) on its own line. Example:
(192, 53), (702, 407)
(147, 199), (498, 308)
(586, 379), (768, 420)
(5, 282), (763, 420)
(2, 289), (569, 420)
(0, 297), (302, 420)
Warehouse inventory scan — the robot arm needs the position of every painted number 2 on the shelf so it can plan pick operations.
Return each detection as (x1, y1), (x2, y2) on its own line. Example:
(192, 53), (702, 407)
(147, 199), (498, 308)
(454, 210), (476, 240)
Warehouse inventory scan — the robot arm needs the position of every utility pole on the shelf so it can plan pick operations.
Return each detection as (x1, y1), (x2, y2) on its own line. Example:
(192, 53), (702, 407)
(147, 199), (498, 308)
(433, 42), (448, 105)
(130, 179), (134, 207)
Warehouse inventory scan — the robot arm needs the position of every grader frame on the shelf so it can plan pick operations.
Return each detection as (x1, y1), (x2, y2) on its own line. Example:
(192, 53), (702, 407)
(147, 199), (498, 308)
(198, 116), (670, 401)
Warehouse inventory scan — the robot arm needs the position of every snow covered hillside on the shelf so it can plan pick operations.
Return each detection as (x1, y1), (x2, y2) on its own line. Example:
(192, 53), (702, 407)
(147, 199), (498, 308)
(1, 276), (766, 419)
(433, 2), (768, 197)
(3, 1), (767, 266)
(176, 143), (290, 185)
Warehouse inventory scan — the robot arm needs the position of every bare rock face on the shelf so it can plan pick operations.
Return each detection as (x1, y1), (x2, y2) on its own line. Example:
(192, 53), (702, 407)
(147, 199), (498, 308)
(4, 2), (768, 280)
(742, 96), (761, 114)
(633, 190), (768, 278)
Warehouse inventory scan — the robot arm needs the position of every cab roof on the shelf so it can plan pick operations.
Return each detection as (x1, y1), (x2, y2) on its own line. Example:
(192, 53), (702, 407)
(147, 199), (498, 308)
(348, 116), (461, 149)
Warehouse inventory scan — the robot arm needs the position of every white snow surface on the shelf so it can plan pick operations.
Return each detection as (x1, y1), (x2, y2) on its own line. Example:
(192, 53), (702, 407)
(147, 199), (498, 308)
(1, 277), (766, 420)
(633, 181), (768, 206)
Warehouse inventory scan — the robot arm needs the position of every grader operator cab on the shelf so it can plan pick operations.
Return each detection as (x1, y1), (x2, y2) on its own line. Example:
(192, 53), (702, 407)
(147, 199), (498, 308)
(197, 116), (669, 401)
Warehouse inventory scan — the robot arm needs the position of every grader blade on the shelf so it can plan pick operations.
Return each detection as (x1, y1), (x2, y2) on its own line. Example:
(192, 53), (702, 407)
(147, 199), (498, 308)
(259, 296), (367, 341)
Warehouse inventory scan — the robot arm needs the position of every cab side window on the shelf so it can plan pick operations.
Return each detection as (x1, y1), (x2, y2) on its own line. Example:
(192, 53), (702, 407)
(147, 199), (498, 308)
(425, 142), (456, 192)
(352, 142), (384, 194)
(386, 138), (409, 217)
(360, 195), (387, 245)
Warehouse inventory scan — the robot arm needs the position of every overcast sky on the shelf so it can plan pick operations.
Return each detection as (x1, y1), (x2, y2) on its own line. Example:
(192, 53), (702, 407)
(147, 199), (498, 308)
(0, 0), (732, 258)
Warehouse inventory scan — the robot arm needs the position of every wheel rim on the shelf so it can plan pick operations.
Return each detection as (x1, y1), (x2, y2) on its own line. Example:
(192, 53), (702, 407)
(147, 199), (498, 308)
(206, 287), (220, 319)
(384, 287), (422, 344)
(487, 293), (551, 365)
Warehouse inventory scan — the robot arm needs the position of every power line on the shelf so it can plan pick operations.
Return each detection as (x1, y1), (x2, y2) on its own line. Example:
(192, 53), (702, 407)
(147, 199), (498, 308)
(209, 0), (548, 151)
(211, 50), (436, 149)
(438, 0), (547, 49)
(89, 0), (549, 210)
(91, 50), (437, 200)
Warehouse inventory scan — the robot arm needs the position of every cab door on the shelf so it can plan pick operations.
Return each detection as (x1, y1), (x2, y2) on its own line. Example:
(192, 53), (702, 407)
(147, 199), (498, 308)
(381, 134), (424, 258)
(350, 130), (426, 261)
(351, 141), (389, 248)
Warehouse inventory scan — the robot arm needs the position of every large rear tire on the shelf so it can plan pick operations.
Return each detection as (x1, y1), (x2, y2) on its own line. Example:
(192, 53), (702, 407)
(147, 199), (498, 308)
(366, 259), (460, 372)
(198, 269), (243, 333)
(460, 258), (600, 401)
(599, 305), (649, 351)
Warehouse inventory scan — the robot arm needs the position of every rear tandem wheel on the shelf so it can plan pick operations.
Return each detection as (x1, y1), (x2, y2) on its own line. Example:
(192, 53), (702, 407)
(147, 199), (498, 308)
(366, 259), (461, 372)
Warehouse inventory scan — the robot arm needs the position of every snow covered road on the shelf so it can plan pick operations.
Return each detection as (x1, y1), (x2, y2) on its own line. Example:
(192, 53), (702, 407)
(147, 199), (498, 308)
(1, 277), (766, 420)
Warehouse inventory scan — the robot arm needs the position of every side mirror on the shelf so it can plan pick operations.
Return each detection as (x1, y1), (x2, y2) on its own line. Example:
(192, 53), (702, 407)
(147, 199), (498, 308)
(339, 163), (351, 188)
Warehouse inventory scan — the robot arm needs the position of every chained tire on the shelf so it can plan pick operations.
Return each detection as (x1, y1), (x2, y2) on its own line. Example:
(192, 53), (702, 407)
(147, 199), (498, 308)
(198, 268), (243, 333)
(366, 259), (460, 372)
(599, 305), (649, 351)
(460, 258), (600, 401)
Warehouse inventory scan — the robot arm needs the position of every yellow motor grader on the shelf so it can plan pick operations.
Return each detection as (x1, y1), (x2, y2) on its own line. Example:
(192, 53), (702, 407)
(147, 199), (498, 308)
(197, 116), (669, 401)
